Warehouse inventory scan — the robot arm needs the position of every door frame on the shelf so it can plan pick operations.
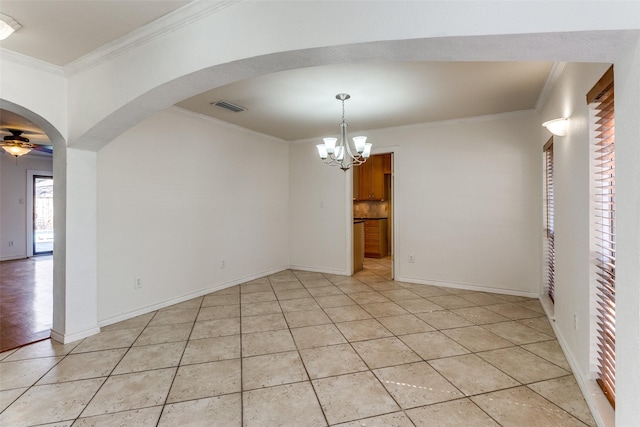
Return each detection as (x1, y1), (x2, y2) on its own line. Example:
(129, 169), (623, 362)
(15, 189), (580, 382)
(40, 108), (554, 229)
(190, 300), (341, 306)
(349, 146), (399, 279)
(27, 170), (54, 257)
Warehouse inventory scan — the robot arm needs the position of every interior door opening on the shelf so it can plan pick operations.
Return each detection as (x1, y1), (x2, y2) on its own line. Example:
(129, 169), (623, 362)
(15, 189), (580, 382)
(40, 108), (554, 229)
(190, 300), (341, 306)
(33, 175), (54, 255)
(352, 152), (394, 280)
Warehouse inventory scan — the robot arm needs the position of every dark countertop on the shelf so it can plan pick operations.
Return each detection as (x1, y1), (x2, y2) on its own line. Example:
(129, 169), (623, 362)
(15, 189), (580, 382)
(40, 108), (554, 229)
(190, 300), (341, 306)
(354, 217), (388, 220)
(354, 219), (365, 224)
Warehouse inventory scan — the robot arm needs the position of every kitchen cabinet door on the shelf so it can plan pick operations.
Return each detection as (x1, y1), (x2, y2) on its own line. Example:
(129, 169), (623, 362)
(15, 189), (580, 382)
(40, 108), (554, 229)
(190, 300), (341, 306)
(357, 159), (372, 200)
(383, 153), (392, 174)
(356, 154), (385, 201)
(370, 155), (385, 200)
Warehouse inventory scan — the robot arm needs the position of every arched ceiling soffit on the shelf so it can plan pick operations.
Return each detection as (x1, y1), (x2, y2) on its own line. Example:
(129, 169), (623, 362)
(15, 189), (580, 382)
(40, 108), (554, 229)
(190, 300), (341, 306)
(69, 30), (638, 152)
(0, 100), (66, 154)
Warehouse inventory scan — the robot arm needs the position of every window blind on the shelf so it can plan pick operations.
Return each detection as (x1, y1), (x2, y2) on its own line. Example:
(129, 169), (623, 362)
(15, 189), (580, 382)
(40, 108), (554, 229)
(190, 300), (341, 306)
(543, 138), (555, 302)
(587, 65), (615, 408)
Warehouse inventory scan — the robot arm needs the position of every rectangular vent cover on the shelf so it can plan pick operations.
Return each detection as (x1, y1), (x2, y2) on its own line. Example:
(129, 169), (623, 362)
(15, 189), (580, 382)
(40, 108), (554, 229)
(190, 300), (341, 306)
(211, 101), (246, 113)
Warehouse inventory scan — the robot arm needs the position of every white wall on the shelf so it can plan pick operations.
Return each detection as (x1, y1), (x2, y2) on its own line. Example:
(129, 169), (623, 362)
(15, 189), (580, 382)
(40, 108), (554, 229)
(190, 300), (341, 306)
(538, 62), (613, 425)
(289, 142), (351, 275)
(0, 153), (53, 260)
(96, 108), (290, 324)
(290, 112), (542, 296)
(608, 38), (640, 427)
(0, 52), (67, 138)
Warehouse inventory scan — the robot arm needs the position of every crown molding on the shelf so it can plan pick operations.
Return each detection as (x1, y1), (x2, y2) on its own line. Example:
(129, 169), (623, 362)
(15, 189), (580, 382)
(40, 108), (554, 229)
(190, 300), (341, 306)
(0, 48), (65, 76)
(64, 0), (239, 77)
(535, 61), (566, 112)
(291, 109), (539, 144)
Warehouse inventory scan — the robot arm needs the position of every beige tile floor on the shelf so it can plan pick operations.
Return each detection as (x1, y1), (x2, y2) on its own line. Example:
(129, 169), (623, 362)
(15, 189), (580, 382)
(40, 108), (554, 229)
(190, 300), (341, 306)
(0, 257), (596, 426)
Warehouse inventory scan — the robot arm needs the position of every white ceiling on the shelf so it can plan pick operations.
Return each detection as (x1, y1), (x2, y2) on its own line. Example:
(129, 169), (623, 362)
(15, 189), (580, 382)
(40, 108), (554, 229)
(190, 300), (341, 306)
(176, 61), (553, 141)
(0, 0), (555, 144)
(0, 0), (189, 66)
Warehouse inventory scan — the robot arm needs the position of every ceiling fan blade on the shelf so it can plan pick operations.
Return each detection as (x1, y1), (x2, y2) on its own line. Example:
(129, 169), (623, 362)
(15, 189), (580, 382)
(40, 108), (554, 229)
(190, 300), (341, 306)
(31, 144), (53, 154)
(0, 128), (46, 137)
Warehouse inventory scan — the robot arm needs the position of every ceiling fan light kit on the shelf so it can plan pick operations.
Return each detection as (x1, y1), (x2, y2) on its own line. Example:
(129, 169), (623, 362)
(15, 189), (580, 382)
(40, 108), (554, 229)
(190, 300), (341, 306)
(317, 93), (372, 171)
(1, 130), (34, 157)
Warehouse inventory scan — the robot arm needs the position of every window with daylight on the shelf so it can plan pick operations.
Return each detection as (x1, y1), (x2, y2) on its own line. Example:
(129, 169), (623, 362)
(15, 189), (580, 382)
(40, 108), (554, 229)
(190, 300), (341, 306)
(543, 138), (555, 302)
(587, 65), (615, 408)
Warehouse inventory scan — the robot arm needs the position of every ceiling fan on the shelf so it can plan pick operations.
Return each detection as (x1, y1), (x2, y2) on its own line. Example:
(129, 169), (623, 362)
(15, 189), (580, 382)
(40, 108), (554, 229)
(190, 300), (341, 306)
(1, 128), (52, 157)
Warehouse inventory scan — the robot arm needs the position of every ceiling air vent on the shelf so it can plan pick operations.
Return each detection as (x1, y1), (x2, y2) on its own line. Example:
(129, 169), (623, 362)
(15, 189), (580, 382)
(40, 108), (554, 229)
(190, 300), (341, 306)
(211, 100), (246, 113)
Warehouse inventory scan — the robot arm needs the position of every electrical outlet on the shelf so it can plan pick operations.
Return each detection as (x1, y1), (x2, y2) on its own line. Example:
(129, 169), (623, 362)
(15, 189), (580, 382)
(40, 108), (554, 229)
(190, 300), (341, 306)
(574, 313), (578, 330)
(408, 255), (415, 263)
(134, 278), (142, 289)
(220, 260), (225, 269)
(8, 240), (14, 247)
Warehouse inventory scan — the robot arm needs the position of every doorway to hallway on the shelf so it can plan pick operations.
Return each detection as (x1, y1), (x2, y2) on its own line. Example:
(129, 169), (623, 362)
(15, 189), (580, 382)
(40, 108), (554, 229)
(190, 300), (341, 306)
(27, 170), (54, 257)
(33, 176), (54, 255)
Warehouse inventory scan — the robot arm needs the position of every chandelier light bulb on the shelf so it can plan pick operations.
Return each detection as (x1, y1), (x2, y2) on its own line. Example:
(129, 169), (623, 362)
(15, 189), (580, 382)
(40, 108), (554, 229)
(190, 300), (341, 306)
(323, 137), (337, 154)
(353, 136), (367, 153)
(362, 143), (372, 159)
(316, 144), (328, 159)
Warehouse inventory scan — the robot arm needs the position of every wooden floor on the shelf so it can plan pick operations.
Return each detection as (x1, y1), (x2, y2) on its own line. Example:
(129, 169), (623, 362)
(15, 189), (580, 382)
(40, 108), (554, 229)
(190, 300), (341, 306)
(0, 256), (52, 352)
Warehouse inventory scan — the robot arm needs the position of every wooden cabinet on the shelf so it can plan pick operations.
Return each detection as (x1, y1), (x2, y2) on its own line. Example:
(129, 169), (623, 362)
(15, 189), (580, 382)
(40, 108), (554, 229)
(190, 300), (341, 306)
(364, 219), (388, 258)
(355, 154), (385, 201)
(383, 153), (392, 174)
(353, 221), (364, 273)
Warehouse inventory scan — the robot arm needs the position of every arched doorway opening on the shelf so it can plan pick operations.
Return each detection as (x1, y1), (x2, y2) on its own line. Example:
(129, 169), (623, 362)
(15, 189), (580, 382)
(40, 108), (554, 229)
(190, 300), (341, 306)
(0, 100), (66, 350)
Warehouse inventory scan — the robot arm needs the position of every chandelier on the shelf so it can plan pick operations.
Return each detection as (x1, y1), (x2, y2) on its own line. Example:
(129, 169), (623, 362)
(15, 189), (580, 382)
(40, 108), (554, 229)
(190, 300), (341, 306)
(316, 93), (372, 171)
(1, 130), (34, 157)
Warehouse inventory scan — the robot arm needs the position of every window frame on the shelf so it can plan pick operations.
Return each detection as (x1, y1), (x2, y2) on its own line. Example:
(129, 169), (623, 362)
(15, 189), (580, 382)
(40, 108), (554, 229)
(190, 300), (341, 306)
(588, 65), (616, 409)
(543, 137), (555, 302)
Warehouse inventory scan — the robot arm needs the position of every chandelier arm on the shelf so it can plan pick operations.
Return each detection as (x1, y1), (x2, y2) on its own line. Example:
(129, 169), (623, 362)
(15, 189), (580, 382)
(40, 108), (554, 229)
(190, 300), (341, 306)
(324, 158), (343, 167)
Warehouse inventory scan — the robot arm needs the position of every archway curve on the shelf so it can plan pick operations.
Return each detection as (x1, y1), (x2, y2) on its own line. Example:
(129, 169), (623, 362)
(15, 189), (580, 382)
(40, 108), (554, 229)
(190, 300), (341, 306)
(63, 30), (633, 338)
(0, 99), (68, 338)
(69, 31), (631, 153)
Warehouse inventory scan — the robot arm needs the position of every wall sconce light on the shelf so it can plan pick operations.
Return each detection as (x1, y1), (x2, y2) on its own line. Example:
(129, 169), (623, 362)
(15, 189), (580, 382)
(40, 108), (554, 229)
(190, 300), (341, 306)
(542, 118), (570, 136)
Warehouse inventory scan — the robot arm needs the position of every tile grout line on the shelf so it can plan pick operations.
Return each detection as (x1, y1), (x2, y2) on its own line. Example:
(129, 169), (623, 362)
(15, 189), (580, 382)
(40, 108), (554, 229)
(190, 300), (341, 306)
(71, 312), (152, 423)
(276, 272), (331, 427)
(151, 296), (205, 426)
(0, 260), (595, 426)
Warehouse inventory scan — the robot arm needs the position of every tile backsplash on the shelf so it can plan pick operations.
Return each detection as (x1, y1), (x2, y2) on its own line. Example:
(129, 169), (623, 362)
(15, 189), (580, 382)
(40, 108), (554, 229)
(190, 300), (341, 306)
(354, 201), (389, 218)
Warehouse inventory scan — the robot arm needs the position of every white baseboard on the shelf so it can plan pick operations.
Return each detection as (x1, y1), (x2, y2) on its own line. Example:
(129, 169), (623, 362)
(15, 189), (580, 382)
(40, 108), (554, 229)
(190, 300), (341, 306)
(288, 264), (349, 276)
(540, 299), (614, 427)
(0, 255), (27, 262)
(50, 326), (101, 344)
(98, 266), (289, 328)
(539, 293), (556, 320)
(395, 275), (539, 298)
